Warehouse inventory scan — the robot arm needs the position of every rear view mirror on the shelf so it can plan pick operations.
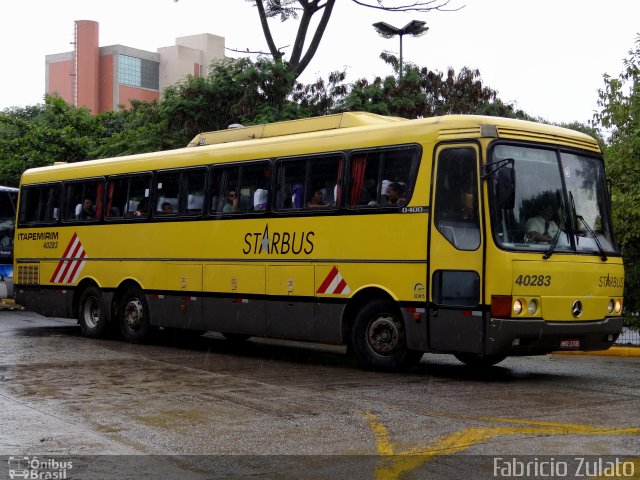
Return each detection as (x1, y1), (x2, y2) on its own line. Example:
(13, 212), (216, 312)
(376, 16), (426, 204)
(497, 167), (515, 210)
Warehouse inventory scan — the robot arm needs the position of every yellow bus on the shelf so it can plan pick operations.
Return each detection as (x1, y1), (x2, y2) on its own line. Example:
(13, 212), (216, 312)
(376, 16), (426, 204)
(14, 112), (624, 369)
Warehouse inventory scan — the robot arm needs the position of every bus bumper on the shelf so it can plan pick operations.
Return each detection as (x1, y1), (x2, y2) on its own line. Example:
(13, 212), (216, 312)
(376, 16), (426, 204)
(485, 316), (624, 356)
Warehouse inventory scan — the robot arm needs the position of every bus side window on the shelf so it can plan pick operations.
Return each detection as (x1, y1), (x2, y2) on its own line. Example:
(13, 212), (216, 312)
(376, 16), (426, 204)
(155, 171), (180, 215)
(106, 174), (151, 220)
(18, 184), (60, 225)
(305, 154), (341, 210)
(208, 167), (223, 214)
(274, 155), (342, 211)
(347, 146), (419, 208)
(209, 162), (269, 215)
(64, 179), (102, 222)
(434, 148), (480, 250)
(106, 177), (126, 219)
(181, 167), (207, 215)
(209, 166), (239, 214)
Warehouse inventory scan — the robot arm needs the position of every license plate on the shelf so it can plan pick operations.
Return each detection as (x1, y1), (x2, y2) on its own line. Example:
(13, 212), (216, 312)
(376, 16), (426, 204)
(559, 339), (581, 350)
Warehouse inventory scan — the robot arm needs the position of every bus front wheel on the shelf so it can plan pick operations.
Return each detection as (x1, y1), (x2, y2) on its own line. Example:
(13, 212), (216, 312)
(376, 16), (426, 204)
(351, 300), (422, 371)
(78, 285), (109, 338)
(118, 287), (152, 343)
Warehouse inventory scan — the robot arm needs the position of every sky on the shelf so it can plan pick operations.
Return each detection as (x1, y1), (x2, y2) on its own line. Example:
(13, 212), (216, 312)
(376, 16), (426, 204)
(1, 0), (638, 124)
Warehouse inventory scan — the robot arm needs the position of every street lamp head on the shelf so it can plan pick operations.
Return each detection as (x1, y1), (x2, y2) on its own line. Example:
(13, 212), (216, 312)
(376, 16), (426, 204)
(372, 21), (403, 38)
(372, 20), (428, 38)
(372, 19), (429, 80)
(400, 20), (429, 37)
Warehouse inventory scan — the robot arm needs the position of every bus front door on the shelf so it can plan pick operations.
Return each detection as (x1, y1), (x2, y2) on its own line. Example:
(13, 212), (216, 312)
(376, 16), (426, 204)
(428, 145), (485, 354)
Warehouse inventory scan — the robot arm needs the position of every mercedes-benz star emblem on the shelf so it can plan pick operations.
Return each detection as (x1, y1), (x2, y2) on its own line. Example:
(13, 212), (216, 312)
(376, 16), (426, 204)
(571, 300), (583, 318)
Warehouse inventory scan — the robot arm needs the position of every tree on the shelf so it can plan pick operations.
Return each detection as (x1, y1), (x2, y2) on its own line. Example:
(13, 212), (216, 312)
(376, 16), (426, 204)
(595, 35), (640, 313)
(249, 0), (460, 82)
(340, 54), (525, 119)
(0, 96), (101, 186)
(161, 56), (307, 137)
(91, 100), (179, 158)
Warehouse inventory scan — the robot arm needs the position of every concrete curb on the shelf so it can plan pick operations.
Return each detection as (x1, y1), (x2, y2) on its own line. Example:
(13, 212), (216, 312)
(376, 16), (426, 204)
(553, 346), (640, 357)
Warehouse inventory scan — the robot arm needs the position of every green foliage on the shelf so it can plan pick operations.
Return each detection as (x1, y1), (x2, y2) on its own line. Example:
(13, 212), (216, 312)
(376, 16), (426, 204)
(341, 54), (528, 119)
(0, 96), (101, 186)
(595, 35), (640, 312)
(91, 100), (179, 158)
(162, 57), (302, 138)
(291, 70), (348, 117)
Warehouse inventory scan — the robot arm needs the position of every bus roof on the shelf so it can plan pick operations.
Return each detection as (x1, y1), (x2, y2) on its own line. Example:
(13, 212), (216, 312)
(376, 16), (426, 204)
(19, 113), (601, 184)
(186, 112), (406, 147)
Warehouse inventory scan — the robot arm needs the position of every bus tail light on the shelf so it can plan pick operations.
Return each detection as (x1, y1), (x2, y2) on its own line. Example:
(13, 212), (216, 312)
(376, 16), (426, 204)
(491, 295), (512, 318)
(406, 307), (425, 321)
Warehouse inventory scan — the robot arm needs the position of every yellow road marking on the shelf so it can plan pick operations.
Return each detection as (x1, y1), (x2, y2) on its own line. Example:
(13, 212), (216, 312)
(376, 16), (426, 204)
(361, 411), (640, 480)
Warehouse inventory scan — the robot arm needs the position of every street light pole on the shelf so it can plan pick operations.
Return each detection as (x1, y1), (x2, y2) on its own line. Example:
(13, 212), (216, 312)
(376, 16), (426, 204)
(372, 20), (429, 80)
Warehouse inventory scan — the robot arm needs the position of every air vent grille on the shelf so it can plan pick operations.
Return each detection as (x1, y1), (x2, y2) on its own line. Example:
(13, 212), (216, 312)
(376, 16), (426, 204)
(496, 127), (601, 152)
(17, 264), (39, 285)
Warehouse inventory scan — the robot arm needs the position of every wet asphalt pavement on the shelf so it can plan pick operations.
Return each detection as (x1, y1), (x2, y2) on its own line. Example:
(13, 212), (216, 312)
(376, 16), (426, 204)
(1, 310), (639, 479)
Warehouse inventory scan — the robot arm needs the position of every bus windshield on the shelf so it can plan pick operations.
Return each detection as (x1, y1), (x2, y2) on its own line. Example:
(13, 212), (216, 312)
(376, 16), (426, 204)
(489, 144), (618, 256)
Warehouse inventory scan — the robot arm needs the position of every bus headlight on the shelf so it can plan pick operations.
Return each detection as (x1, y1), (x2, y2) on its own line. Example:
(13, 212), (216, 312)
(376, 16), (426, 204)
(615, 299), (622, 314)
(608, 299), (615, 314)
(513, 299), (523, 315)
(527, 299), (538, 315)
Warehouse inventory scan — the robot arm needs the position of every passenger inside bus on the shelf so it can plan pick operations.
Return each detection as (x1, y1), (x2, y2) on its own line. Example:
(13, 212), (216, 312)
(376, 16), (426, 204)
(307, 189), (329, 208)
(386, 182), (407, 206)
(525, 204), (559, 243)
(133, 198), (149, 217)
(223, 189), (239, 213)
(77, 198), (95, 220)
(161, 202), (173, 214)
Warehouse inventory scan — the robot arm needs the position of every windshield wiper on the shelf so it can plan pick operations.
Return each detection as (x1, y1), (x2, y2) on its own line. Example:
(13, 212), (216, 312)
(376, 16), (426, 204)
(577, 215), (608, 261)
(543, 228), (563, 260)
(542, 190), (567, 260)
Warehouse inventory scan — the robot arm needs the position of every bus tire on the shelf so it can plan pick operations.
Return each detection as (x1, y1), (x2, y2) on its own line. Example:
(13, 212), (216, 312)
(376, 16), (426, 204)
(351, 299), (422, 371)
(454, 353), (506, 367)
(118, 286), (152, 343)
(78, 285), (109, 338)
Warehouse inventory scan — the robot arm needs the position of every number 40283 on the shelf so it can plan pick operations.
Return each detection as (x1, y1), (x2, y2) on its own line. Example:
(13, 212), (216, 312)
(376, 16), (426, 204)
(514, 274), (551, 287)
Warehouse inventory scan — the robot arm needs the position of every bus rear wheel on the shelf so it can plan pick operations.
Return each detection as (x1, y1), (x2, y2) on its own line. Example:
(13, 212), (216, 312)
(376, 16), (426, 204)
(351, 299), (422, 371)
(78, 285), (109, 338)
(118, 286), (152, 343)
(454, 353), (506, 367)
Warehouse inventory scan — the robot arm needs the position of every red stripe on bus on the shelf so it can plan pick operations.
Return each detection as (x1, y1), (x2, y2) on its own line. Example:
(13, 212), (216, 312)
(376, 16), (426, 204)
(58, 240), (83, 283)
(65, 250), (87, 283)
(317, 266), (339, 294)
(50, 232), (78, 281)
(334, 278), (348, 294)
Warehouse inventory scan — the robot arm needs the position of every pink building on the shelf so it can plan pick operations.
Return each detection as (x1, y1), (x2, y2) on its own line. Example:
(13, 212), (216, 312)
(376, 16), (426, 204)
(46, 20), (225, 114)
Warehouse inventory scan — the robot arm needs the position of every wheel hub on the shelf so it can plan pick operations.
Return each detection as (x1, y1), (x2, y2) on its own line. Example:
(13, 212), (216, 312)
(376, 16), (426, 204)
(82, 297), (100, 329)
(124, 298), (144, 330)
(367, 315), (401, 355)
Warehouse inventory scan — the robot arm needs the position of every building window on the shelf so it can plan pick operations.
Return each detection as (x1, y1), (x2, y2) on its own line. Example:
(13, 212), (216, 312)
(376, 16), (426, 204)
(119, 54), (159, 90)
